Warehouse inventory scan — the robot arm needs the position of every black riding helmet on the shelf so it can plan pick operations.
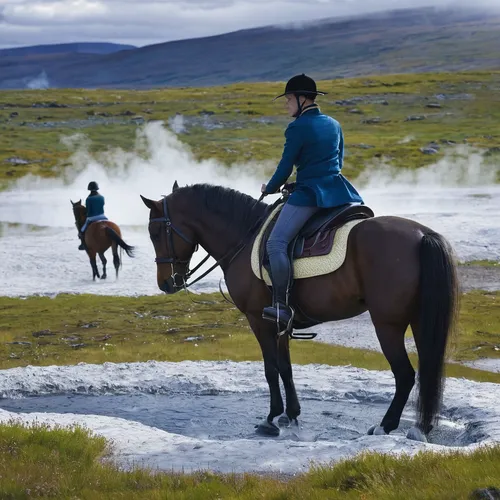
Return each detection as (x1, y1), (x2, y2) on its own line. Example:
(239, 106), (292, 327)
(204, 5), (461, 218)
(273, 74), (327, 117)
(87, 181), (99, 191)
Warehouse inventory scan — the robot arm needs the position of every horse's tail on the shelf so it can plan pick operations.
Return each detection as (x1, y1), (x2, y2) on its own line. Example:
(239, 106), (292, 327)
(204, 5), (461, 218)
(105, 227), (135, 258)
(416, 231), (459, 433)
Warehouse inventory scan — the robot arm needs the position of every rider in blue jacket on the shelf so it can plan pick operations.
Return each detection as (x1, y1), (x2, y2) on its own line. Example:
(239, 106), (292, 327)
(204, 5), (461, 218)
(78, 181), (107, 250)
(261, 74), (363, 330)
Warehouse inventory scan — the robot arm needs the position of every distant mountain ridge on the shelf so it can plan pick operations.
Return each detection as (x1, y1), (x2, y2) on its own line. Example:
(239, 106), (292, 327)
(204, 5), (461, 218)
(0, 42), (135, 57)
(0, 7), (499, 89)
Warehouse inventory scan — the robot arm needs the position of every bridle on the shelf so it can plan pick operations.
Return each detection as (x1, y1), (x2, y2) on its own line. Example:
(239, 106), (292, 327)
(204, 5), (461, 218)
(149, 196), (197, 266)
(149, 196), (206, 290)
(149, 194), (268, 291)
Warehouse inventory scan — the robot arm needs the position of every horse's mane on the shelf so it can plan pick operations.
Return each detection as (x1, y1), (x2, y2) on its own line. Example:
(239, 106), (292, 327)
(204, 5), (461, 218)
(177, 184), (268, 237)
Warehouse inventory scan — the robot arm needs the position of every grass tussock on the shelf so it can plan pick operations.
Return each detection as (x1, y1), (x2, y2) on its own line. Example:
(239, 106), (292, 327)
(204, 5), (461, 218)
(0, 421), (499, 499)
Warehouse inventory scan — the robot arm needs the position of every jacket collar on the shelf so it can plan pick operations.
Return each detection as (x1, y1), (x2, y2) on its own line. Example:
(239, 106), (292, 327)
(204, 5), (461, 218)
(298, 103), (320, 117)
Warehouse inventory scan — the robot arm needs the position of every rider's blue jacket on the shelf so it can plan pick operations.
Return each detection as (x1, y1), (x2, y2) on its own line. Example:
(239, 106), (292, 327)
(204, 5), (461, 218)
(86, 192), (105, 217)
(265, 107), (363, 207)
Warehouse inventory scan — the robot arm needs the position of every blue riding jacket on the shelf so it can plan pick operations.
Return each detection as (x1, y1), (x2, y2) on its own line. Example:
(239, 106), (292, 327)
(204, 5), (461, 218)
(81, 192), (107, 233)
(86, 192), (105, 217)
(265, 107), (363, 207)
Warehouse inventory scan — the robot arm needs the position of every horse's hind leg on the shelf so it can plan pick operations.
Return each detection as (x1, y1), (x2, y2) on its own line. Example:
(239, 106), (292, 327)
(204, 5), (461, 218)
(99, 252), (107, 280)
(368, 321), (415, 435)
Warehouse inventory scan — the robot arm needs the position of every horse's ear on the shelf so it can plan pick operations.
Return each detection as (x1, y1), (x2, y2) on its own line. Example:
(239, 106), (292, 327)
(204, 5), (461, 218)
(172, 180), (179, 192)
(70, 199), (74, 205)
(140, 195), (157, 210)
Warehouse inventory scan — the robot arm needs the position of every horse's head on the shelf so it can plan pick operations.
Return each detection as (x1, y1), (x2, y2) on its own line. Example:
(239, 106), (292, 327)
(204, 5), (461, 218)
(70, 199), (86, 230)
(141, 181), (198, 294)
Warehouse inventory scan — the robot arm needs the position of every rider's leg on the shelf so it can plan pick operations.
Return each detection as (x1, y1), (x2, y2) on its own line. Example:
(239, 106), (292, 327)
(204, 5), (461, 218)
(78, 220), (89, 250)
(78, 232), (87, 250)
(262, 203), (319, 330)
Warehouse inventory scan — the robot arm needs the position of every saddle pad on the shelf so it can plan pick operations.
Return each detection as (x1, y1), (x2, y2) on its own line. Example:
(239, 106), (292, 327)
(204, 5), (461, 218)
(251, 204), (365, 285)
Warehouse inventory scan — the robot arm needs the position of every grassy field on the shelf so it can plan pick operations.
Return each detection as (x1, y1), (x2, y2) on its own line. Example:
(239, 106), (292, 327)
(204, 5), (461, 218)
(0, 283), (498, 497)
(1, 71), (499, 497)
(0, 290), (498, 382)
(0, 290), (499, 497)
(1, 71), (500, 190)
(0, 422), (498, 499)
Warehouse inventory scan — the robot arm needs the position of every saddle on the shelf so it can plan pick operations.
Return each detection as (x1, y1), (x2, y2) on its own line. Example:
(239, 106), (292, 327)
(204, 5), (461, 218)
(83, 215), (108, 231)
(292, 203), (374, 259)
(260, 201), (374, 267)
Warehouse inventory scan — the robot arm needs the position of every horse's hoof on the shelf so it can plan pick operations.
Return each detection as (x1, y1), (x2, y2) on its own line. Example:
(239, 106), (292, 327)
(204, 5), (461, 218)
(278, 415), (290, 427)
(255, 420), (280, 437)
(367, 425), (387, 436)
(101, 275), (107, 280)
(407, 426), (428, 443)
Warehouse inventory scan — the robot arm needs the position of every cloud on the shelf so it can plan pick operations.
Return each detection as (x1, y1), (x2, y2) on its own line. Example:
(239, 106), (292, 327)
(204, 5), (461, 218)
(0, 0), (499, 48)
(7, 0), (108, 22)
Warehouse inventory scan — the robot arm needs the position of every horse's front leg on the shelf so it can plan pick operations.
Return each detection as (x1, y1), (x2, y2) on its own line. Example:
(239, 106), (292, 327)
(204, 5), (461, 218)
(247, 314), (283, 437)
(88, 251), (100, 280)
(276, 334), (300, 426)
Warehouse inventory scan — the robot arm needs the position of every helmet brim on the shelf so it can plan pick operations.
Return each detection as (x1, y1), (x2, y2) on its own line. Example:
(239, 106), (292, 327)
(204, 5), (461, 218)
(272, 90), (327, 102)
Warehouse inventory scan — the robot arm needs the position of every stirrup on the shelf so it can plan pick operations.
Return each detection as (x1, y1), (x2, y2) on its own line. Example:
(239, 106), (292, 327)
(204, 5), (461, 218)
(276, 304), (294, 337)
(289, 330), (318, 340)
(262, 304), (294, 337)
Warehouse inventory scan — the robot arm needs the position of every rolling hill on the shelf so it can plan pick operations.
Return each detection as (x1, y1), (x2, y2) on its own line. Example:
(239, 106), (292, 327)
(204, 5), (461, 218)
(0, 7), (499, 89)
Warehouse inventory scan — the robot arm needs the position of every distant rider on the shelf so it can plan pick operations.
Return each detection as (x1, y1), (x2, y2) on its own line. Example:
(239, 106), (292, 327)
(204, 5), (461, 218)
(78, 181), (108, 250)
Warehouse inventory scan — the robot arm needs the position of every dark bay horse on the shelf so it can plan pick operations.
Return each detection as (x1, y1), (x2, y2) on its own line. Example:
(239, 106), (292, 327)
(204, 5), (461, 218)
(141, 182), (459, 442)
(71, 200), (135, 280)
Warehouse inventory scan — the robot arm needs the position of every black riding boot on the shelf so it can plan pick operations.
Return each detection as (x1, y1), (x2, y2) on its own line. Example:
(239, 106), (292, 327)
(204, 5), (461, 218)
(262, 251), (293, 332)
(78, 232), (86, 251)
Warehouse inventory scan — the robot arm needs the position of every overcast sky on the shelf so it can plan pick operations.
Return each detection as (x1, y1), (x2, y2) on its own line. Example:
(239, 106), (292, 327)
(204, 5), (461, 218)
(0, 0), (499, 49)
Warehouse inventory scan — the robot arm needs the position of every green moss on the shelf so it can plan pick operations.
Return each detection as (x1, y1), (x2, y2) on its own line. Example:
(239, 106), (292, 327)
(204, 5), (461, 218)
(2, 71), (500, 188)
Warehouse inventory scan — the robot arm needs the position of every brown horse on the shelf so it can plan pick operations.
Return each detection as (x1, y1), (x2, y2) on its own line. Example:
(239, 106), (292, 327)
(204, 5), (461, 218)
(141, 182), (459, 442)
(71, 200), (135, 280)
